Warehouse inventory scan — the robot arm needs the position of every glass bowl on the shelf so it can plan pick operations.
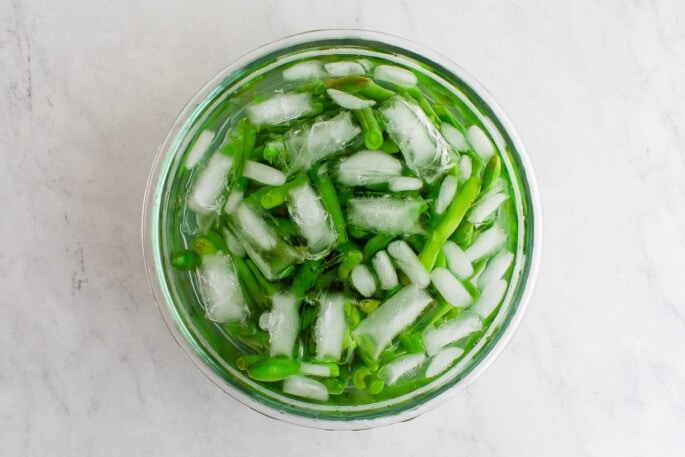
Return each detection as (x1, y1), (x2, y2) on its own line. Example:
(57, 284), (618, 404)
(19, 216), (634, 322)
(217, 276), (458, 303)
(142, 29), (542, 430)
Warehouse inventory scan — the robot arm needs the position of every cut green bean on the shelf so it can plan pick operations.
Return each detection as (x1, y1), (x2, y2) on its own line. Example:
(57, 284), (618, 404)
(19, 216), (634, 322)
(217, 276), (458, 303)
(191, 230), (228, 255)
(258, 173), (309, 209)
(362, 234), (394, 260)
(419, 177), (481, 270)
(170, 250), (201, 270)
(358, 80), (395, 102)
(310, 164), (348, 245)
(247, 358), (300, 382)
(352, 107), (384, 150)
(482, 155), (502, 190)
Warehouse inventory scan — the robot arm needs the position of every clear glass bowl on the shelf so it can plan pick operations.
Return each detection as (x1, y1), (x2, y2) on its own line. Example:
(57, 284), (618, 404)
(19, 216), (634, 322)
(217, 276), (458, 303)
(142, 29), (542, 430)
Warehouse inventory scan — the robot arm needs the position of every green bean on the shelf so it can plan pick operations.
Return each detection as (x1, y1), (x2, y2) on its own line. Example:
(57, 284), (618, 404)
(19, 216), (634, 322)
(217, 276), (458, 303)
(466, 150), (485, 178)
(379, 137), (399, 154)
(433, 103), (463, 128)
(263, 137), (284, 164)
(352, 107), (384, 150)
(292, 260), (322, 298)
(247, 358), (300, 382)
(358, 80), (395, 102)
(367, 376), (385, 395)
(191, 230), (228, 255)
(362, 234), (394, 260)
(259, 173), (309, 209)
(351, 364), (372, 390)
(337, 247), (363, 281)
(323, 378), (346, 395)
(295, 80), (325, 96)
(230, 118), (257, 183)
(405, 87), (439, 124)
(310, 165), (348, 245)
(452, 220), (475, 248)
(344, 301), (361, 328)
(358, 299), (381, 314)
(237, 354), (267, 371)
(482, 155), (502, 190)
(233, 256), (269, 310)
(170, 250), (201, 270)
(419, 177), (481, 270)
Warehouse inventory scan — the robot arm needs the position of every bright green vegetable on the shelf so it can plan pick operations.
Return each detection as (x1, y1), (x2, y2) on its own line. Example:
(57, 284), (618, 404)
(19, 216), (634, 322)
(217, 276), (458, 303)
(352, 107), (384, 150)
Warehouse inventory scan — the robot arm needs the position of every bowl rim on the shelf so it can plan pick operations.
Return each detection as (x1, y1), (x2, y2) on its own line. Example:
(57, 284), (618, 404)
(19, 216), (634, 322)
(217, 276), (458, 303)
(142, 28), (543, 430)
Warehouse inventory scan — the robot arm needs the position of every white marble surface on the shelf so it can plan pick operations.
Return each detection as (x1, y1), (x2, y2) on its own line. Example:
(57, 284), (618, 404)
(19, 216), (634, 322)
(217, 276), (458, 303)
(2, 0), (684, 455)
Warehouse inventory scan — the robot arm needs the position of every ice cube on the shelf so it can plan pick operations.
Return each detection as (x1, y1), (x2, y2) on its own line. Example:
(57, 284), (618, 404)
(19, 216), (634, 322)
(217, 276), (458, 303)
(313, 293), (347, 362)
(464, 227), (507, 263)
(388, 176), (423, 192)
(336, 150), (402, 187)
(222, 189), (243, 215)
(425, 346), (465, 378)
(387, 240), (430, 288)
(466, 125), (495, 162)
(373, 65), (418, 88)
(435, 175), (458, 215)
(287, 182), (337, 257)
(282, 375), (329, 401)
(187, 153), (233, 215)
(353, 285), (433, 360)
(282, 60), (326, 81)
(430, 267), (473, 308)
(282, 111), (361, 173)
(185, 130), (215, 169)
(357, 58), (374, 72)
(222, 227), (245, 258)
(259, 292), (299, 357)
(377, 353), (427, 385)
(226, 200), (299, 280)
(470, 279), (508, 319)
(246, 92), (316, 127)
(442, 241), (474, 280)
(242, 160), (287, 186)
(350, 264), (377, 298)
(379, 96), (452, 183)
(299, 362), (336, 377)
(467, 193), (508, 225)
(477, 251), (514, 289)
(371, 250), (399, 290)
(196, 253), (249, 323)
(347, 196), (424, 235)
(324, 61), (366, 77)
(326, 89), (376, 110)
(422, 313), (482, 356)
(458, 154), (472, 184)
(440, 123), (468, 152)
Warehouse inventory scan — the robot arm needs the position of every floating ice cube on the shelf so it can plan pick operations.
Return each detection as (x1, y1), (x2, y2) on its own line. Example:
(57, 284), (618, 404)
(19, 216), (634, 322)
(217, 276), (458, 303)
(324, 61), (366, 77)
(371, 250), (399, 290)
(327, 89), (375, 110)
(440, 123), (468, 152)
(477, 251), (514, 289)
(299, 362), (336, 377)
(246, 92), (316, 127)
(379, 96), (452, 183)
(425, 346), (465, 378)
(378, 353), (427, 385)
(197, 253), (248, 323)
(357, 58), (374, 72)
(422, 313), (482, 356)
(222, 227), (245, 258)
(458, 154), (472, 184)
(187, 153), (233, 215)
(185, 130), (215, 169)
(259, 292), (299, 357)
(430, 267), (473, 308)
(387, 240), (430, 288)
(287, 182), (337, 257)
(226, 200), (299, 280)
(466, 125), (495, 162)
(388, 176), (423, 192)
(353, 285), (433, 360)
(222, 189), (243, 215)
(347, 196), (424, 235)
(350, 264), (377, 298)
(282, 375), (329, 401)
(467, 193), (508, 225)
(282, 60), (326, 81)
(464, 227), (507, 263)
(470, 279), (507, 319)
(435, 175), (458, 215)
(373, 65), (418, 88)
(282, 111), (361, 173)
(336, 150), (402, 187)
(442, 241), (474, 280)
(313, 293), (347, 362)
(242, 160), (287, 186)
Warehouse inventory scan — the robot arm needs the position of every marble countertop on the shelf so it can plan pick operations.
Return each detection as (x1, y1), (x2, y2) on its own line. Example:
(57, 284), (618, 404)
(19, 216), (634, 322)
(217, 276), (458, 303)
(2, 0), (684, 455)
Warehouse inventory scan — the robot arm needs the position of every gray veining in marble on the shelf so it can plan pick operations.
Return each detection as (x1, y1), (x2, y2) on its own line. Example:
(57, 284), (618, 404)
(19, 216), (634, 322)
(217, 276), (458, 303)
(1, 0), (684, 455)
